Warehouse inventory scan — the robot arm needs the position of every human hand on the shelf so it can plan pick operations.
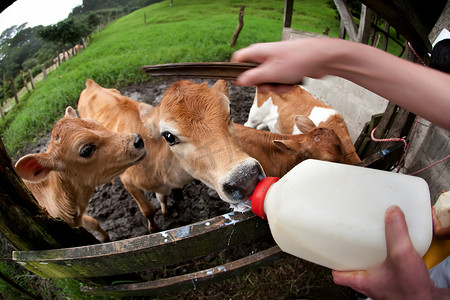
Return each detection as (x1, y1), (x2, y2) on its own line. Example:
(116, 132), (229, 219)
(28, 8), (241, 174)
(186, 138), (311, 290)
(332, 205), (435, 299)
(231, 38), (338, 93)
(432, 206), (450, 239)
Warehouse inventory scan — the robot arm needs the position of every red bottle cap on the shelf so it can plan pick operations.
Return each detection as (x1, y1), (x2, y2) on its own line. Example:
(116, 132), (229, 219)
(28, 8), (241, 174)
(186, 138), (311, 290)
(249, 177), (280, 220)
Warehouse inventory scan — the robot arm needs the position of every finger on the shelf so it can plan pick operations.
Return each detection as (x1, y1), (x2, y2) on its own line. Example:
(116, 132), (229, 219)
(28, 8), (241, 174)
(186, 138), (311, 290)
(384, 205), (415, 259)
(231, 43), (270, 64)
(234, 63), (282, 86)
(332, 270), (371, 294)
(432, 207), (442, 228)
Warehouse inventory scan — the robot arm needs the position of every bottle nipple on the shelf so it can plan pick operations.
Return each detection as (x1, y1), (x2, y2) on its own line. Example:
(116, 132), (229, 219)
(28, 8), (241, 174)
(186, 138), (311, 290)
(249, 177), (279, 220)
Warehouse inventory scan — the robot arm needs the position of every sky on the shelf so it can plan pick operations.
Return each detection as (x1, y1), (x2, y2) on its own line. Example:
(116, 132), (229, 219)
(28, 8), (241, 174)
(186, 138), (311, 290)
(0, 0), (82, 35)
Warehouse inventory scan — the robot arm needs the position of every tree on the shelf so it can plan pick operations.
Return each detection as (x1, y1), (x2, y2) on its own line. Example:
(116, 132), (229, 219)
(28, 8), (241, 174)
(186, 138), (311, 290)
(0, 25), (43, 79)
(37, 18), (90, 51)
(0, 24), (27, 61)
(86, 12), (102, 31)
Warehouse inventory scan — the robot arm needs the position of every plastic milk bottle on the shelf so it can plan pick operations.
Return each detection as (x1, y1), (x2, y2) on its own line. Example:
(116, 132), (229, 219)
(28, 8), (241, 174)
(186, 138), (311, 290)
(249, 159), (433, 271)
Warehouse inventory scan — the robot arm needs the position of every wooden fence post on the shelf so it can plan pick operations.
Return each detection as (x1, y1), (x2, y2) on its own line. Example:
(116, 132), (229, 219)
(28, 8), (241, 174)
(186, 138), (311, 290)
(334, 0), (358, 41)
(1, 74), (5, 119)
(230, 6), (245, 47)
(0, 137), (99, 250)
(283, 0), (293, 28)
(339, 20), (346, 39)
(356, 5), (373, 44)
(382, 21), (390, 51)
(20, 70), (30, 93)
(27, 69), (35, 90)
(41, 64), (47, 81)
(10, 79), (19, 104)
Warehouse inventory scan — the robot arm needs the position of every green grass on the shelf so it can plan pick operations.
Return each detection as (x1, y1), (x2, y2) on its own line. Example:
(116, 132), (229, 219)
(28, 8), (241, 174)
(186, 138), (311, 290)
(0, 0), (340, 157)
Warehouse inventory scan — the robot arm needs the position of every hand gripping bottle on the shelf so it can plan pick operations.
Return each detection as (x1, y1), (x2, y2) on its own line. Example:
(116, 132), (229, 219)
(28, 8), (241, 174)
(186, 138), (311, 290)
(434, 191), (450, 227)
(249, 159), (433, 271)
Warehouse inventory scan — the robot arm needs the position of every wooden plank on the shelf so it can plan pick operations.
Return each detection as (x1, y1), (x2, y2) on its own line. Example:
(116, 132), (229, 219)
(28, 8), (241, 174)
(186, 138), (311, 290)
(0, 137), (99, 251)
(333, 0), (358, 41)
(13, 210), (270, 278)
(81, 246), (283, 297)
(354, 113), (383, 156)
(362, 102), (397, 157)
(355, 142), (404, 169)
(357, 5), (373, 44)
(385, 107), (414, 141)
(360, 0), (444, 55)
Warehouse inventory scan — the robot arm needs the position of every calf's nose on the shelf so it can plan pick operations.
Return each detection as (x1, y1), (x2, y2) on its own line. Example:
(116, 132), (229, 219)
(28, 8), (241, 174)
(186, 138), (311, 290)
(134, 134), (144, 149)
(223, 161), (264, 201)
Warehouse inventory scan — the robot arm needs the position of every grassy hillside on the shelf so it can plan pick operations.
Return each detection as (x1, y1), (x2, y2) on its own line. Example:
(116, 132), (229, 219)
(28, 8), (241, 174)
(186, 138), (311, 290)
(0, 0), (339, 156)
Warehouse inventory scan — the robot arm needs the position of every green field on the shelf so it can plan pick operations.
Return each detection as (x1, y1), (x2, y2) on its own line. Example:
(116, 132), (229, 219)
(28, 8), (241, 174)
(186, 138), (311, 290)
(0, 0), (341, 157)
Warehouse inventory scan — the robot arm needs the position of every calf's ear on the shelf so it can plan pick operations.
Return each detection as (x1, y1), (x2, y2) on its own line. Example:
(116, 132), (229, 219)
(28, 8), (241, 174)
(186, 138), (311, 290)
(295, 115), (316, 133)
(138, 102), (159, 138)
(273, 140), (298, 155)
(212, 79), (230, 98)
(65, 106), (78, 118)
(15, 153), (58, 182)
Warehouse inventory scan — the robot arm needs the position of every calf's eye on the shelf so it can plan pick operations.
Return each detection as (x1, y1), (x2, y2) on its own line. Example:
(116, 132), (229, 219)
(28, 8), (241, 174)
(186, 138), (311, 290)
(161, 131), (179, 146)
(80, 144), (97, 158)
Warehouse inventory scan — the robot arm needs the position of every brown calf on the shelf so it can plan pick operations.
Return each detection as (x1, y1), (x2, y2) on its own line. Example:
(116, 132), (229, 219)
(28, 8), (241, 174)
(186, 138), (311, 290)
(78, 79), (264, 231)
(235, 116), (346, 178)
(15, 107), (146, 242)
(245, 85), (360, 164)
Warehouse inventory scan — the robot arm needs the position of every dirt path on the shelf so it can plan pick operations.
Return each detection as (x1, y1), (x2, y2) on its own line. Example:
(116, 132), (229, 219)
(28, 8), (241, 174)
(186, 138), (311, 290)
(1, 64), (58, 114)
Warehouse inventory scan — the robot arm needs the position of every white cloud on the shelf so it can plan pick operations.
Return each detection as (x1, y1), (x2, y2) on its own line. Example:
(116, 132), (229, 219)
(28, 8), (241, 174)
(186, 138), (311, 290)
(0, 0), (82, 34)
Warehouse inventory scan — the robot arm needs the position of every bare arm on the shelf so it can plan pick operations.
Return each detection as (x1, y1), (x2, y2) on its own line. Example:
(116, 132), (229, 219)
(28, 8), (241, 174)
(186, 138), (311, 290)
(231, 38), (450, 131)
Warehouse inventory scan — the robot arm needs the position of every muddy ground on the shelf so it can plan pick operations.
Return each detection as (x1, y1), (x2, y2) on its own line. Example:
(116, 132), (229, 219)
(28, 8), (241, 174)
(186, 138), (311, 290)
(13, 78), (351, 299)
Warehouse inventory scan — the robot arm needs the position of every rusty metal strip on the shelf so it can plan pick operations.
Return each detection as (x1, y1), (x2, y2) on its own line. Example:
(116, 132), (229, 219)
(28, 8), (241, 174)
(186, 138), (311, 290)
(141, 62), (259, 80)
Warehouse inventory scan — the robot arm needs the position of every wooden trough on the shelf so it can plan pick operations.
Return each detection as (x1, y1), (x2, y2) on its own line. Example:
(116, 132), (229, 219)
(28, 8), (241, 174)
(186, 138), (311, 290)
(0, 63), (412, 297)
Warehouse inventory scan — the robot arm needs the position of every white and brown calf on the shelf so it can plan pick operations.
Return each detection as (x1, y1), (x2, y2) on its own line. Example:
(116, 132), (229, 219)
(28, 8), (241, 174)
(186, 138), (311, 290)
(245, 85), (361, 164)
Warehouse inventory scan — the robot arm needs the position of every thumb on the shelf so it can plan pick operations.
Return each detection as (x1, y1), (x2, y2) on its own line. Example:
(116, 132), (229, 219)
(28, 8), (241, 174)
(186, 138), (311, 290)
(234, 63), (281, 87)
(384, 205), (415, 261)
(332, 269), (371, 293)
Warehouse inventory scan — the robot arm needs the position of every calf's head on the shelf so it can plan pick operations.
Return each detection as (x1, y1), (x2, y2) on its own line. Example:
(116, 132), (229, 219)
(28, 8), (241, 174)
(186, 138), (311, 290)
(140, 80), (264, 209)
(15, 107), (146, 187)
(274, 115), (346, 163)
